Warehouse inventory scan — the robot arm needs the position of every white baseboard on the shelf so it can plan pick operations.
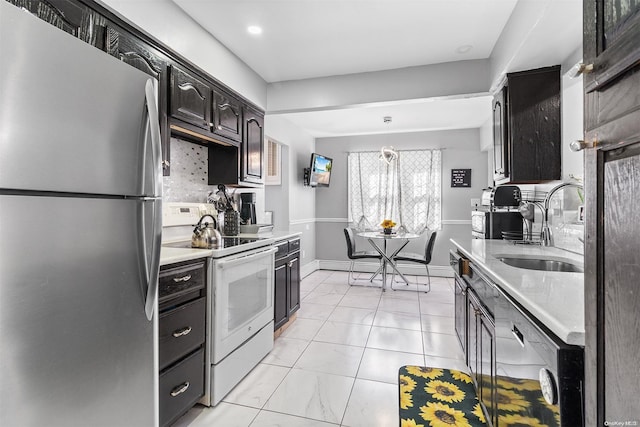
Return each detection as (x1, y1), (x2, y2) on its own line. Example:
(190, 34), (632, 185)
(315, 259), (454, 278)
(300, 260), (321, 278)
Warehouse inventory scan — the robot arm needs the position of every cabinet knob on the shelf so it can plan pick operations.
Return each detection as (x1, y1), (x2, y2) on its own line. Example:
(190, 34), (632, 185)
(569, 140), (595, 152)
(568, 63), (594, 78)
(162, 160), (171, 168)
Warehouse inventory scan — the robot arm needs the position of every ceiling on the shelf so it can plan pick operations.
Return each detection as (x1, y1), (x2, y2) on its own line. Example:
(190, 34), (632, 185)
(171, 0), (581, 138)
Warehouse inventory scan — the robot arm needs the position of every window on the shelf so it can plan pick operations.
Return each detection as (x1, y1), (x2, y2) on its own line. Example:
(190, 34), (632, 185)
(265, 139), (281, 185)
(347, 149), (441, 233)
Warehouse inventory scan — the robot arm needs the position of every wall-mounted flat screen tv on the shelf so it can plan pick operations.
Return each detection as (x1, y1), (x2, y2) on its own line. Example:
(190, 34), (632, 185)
(309, 153), (332, 187)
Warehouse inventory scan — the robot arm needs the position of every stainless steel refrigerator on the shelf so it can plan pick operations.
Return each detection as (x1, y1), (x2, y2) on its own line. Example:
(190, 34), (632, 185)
(0, 3), (162, 426)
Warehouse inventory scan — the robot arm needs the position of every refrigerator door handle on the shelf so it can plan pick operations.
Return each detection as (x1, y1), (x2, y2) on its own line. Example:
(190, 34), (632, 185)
(139, 79), (162, 321)
(141, 198), (162, 320)
(143, 78), (163, 198)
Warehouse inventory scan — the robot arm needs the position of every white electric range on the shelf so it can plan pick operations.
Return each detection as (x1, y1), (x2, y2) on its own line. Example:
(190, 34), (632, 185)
(162, 202), (277, 406)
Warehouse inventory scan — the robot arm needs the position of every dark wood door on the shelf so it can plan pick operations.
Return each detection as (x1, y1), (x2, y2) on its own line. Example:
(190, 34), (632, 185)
(274, 262), (288, 330)
(242, 106), (264, 184)
(288, 255), (300, 316)
(583, 0), (640, 424)
(212, 88), (243, 144)
(169, 65), (211, 131)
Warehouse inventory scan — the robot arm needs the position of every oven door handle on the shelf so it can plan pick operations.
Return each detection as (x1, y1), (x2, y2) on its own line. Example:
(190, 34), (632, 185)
(217, 247), (277, 269)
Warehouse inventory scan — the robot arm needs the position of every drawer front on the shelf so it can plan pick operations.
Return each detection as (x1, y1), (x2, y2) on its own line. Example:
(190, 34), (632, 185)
(159, 297), (206, 370)
(288, 238), (300, 253)
(159, 349), (205, 427)
(275, 241), (289, 260)
(159, 260), (206, 302)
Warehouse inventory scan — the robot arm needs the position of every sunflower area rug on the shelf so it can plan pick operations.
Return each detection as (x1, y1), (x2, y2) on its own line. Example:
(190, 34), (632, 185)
(399, 365), (487, 427)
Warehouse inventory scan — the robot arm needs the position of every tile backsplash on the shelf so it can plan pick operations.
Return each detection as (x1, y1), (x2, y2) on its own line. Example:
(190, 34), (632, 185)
(162, 137), (214, 203)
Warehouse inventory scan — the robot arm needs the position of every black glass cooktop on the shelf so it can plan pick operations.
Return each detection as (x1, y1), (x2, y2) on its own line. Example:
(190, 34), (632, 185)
(163, 237), (264, 250)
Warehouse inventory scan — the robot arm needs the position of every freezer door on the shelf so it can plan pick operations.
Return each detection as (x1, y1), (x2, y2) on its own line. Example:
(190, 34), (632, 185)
(0, 195), (158, 427)
(0, 3), (161, 197)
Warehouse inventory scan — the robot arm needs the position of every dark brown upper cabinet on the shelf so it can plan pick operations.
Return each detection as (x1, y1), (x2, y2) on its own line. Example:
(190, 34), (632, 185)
(493, 65), (561, 185)
(169, 65), (211, 132)
(105, 25), (171, 175)
(582, 0), (640, 426)
(242, 106), (264, 185)
(8, 0), (84, 37)
(212, 87), (243, 144)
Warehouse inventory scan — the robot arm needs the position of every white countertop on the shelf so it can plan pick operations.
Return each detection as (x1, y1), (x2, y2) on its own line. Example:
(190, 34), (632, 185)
(160, 230), (302, 266)
(450, 238), (585, 346)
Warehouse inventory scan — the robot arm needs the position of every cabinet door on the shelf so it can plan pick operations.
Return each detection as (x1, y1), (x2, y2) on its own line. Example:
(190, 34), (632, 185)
(170, 65), (211, 131)
(242, 107), (264, 184)
(105, 26), (171, 175)
(467, 291), (479, 384)
(8, 0), (84, 37)
(212, 88), (242, 144)
(478, 307), (496, 426)
(507, 66), (561, 183)
(274, 263), (288, 330)
(288, 255), (301, 316)
(454, 276), (467, 361)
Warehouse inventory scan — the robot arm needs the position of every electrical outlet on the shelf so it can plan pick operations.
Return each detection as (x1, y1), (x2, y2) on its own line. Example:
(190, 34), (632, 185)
(302, 250), (306, 259)
(471, 198), (480, 207)
(306, 224), (310, 230)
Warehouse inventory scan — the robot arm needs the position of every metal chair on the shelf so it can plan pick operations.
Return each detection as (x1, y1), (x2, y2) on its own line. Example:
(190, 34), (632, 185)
(391, 231), (437, 292)
(343, 228), (383, 285)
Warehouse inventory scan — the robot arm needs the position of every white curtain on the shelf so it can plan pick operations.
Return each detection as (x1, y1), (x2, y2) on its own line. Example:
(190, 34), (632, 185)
(347, 149), (442, 234)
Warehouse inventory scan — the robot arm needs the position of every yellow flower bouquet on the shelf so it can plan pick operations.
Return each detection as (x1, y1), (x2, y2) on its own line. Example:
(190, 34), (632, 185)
(380, 219), (396, 234)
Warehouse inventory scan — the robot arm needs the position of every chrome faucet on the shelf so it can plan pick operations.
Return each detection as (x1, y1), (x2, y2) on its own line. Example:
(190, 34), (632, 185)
(541, 182), (584, 246)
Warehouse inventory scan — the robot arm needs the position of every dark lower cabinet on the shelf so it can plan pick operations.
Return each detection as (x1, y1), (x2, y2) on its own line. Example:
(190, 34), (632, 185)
(467, 289), (496, 426)
(159, 259), (207, 427)
(274, 238), (301, 331)
(454, 275), (467, 360)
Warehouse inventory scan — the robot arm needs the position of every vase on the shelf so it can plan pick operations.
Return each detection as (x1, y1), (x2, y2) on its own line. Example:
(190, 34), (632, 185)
(383, 227), (393, 235)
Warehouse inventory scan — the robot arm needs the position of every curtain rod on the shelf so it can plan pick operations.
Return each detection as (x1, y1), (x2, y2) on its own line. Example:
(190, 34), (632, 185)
(343, 148), (445, 154)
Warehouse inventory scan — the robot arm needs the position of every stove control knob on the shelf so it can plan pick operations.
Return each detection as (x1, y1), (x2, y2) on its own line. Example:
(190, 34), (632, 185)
(539, 368), (557, 405)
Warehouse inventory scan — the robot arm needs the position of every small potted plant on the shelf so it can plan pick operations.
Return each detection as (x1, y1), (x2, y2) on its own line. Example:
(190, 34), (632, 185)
(380, 219), (396, 235)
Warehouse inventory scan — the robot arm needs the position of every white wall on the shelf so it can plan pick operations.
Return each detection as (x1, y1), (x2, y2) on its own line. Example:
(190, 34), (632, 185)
(99, 0), (267, 108)
(314, 129), (487, 275)
(264, 115), (317, 267)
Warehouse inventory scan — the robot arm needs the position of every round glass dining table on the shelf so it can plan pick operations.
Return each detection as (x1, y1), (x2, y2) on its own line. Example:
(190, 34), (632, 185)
(357, 231), (420, 291)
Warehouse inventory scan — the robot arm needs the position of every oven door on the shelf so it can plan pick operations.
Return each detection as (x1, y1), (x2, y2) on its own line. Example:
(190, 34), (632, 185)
(211, 246), (277, 363)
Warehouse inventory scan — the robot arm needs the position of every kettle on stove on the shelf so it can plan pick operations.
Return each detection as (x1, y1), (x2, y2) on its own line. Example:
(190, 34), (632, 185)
(191, 214), (222, 249)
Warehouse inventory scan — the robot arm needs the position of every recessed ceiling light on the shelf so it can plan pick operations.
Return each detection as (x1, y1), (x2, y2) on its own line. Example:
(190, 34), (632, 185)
(456, 45), (473, 54)
(247, 26), (263, 35)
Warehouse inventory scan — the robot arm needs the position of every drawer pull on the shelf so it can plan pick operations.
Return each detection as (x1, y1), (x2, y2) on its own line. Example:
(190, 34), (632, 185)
(170, 381), (190, 397)
(172, 275), (192, 283)
(172, 326), (192, 337)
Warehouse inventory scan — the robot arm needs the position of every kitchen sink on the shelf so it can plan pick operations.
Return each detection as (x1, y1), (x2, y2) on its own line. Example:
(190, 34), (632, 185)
(497, 256), (584, 273)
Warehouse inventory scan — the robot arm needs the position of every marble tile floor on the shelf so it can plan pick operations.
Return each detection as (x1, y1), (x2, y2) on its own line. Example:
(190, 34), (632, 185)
(173, 270), (465, 427)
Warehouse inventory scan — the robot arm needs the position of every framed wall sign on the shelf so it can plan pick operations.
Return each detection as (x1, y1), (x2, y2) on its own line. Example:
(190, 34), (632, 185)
(451, 169), (471, 187)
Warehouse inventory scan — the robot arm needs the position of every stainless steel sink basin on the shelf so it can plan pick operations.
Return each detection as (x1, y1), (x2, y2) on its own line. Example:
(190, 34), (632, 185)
(497, 256), (584, 273)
